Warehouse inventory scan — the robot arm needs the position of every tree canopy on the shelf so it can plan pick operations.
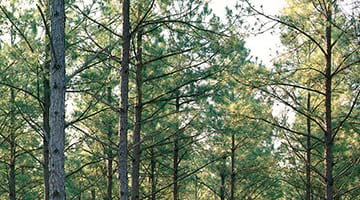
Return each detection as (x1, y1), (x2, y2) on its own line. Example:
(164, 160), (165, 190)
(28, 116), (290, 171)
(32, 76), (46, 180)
(0, 0), (358, 199)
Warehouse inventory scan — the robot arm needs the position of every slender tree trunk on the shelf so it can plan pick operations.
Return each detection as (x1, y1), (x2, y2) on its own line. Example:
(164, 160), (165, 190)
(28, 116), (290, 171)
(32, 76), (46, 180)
(118, 0), (130, 199)
(9, 88), (16, 200)
(43, 4), (51, 198)
(106, 141), (113, 200)
(194, 176), (199, 200)
(220, 172), (225, 200)
(49, 0), (66, 199)
(106, 87), (113, 200)
(78, 182), (81, 200)
(173, 95), (180, 200)
(131, 27), (143, 200)
(324, 4), (333, 200)
(173, 136), (179, 200)
(91, 188), (96, 200)
(230, 132), (235, 200)
(150, 146), (156, 200)
(305, 93), (311, 200)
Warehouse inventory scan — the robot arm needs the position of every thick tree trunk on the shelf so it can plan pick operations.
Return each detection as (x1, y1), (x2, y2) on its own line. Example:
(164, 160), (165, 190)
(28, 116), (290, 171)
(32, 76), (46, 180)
(305, 93), (311, 200)
(230, 132), (235, 200)
(106, 87), (113, 200)
(131, 28), (143, 200)
(9, 89), (16, 200)
(118, 0), (130, 199)
(49, 0), (66, 199)
(43, 9), (51, 198)
(324, 5), (333, 200)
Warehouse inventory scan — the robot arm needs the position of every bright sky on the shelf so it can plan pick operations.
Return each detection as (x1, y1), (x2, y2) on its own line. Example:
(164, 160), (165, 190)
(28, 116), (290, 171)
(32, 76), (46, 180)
(209, 0), (294, 128)
(209, 0), (286, 67)
(209, 0), (358, 67)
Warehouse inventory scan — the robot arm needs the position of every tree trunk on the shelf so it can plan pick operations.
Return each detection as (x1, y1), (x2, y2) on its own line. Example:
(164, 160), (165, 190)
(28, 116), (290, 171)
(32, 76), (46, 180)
(220, 172), (225, 200)
(9, 88), (16, 200)
(230, 132), (235, 200)
(324, 4), (333, 200)
(305, 92), (311, 200)
(91, 188), (96, 200)
(106, 87), (113, 200)
(43, 4), (51, 198)
(78, 182), (81, 200)
(173, 94), (180, 200)
(43, 67), (51, 200)
(118, 0), (130, 199)
(131, 27), (143, 200)
(49, 0), (66, 199)
(150, 146), (156, 200)
(173, 136), (179, 200)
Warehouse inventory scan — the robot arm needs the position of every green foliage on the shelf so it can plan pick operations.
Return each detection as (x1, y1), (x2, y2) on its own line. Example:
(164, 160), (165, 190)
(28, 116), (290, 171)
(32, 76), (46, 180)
(1, 0), (358, 199)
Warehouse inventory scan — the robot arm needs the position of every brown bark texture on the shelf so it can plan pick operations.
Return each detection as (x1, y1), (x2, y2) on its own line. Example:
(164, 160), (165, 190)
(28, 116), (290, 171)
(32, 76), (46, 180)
(118, 0), (131, 199)
(49, 0), (66, 199)
(131, 29), (143, 200)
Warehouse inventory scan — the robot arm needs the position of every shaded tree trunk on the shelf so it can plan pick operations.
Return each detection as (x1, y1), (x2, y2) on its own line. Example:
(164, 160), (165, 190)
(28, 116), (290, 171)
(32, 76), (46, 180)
(42, 5), (51, 198)
(220, 172), (225, 200)
(131, 27), (143, 200)
(106, 87), (113, 200)
(230, 131), (236, 200)
(194, 176), (199, 200)
(78, 182), (81, 200)
(43, 63), (51, 200)
(173, 94), (180, 200)
(91, 188), (96, 200)
(173, 136), (179, 200)
(305, 92), (311, 200)
(150, 145), (156, 200)
(118, 0), (130, 199)
(9, 88), (16, 200)
(324, 4), (333, 200)
(49, 0), (66, 199)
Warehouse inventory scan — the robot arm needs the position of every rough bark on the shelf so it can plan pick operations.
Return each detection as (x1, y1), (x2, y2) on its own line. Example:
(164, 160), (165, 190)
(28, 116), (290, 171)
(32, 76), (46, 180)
(106, 87), (113, 200)
(43, 6), (51, 198)
(305, 93), (311, 200)
(49, 0), (66, 199)
(131, 27), (143, 200)
(9, 88), (16, 200)
(324, 5), (334, 199)
(118, 0), (130, 199)
(43, 65), (51, 200)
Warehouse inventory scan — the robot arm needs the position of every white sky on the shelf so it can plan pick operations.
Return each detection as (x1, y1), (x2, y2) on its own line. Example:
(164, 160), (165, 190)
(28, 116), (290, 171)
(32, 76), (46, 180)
(209, 0), (358, 67)
(209, 0), (294, 128)
(209, 0), (286, 67)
